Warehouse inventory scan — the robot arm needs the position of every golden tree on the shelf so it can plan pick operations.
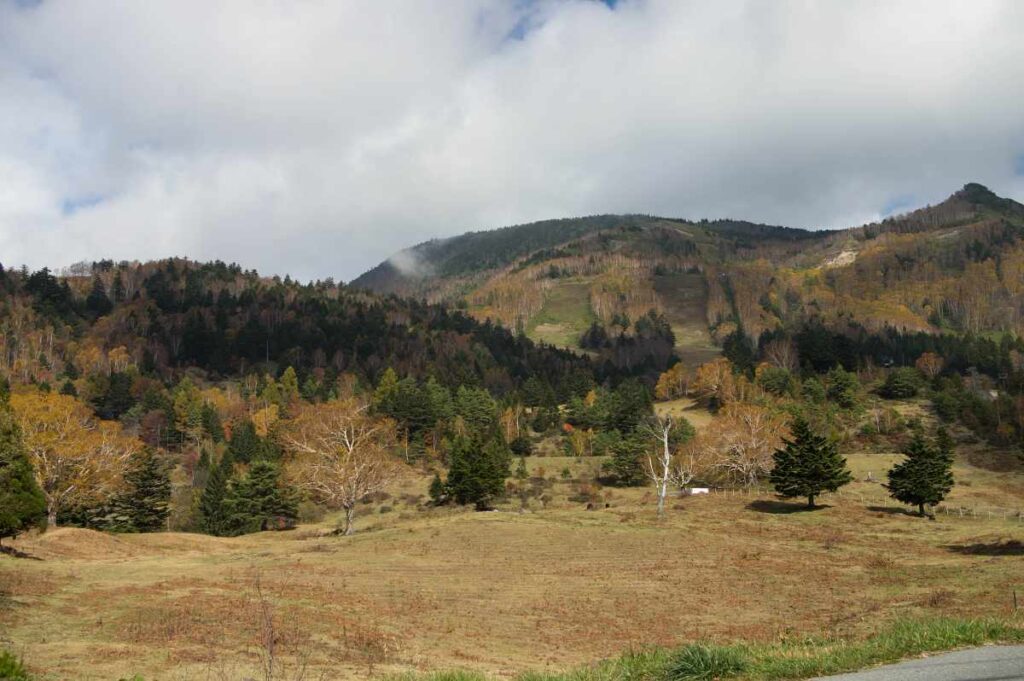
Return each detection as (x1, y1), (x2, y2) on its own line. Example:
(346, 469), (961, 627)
(691, 358), (737, 405)
(654, 363), (690, 401)
(11, 391), (139, 527)
(283, 398), (401, 535)
(915, 352), (944, 380)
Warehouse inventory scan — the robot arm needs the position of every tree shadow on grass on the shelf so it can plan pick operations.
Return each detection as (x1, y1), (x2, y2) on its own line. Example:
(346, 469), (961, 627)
(867, 505), (923, 518)
(746, 499), (830, 514)
(0, 545), (42, 561)
(946, 540), (1024, 556)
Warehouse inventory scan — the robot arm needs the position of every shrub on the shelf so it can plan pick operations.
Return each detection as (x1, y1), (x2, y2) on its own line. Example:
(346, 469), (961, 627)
(666, 643), (747, 680)
(880, 367), (921, 399)
(757, 366), (793, 395)
(0, 650), (31, 680)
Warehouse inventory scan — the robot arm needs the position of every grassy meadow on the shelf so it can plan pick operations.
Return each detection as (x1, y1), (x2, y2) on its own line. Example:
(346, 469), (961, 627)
(3, 437), (1024, 680)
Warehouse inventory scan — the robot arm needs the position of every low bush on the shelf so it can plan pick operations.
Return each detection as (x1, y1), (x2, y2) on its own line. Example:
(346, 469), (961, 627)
(0, 650), (31, 680)
(666, 644), (747, 680)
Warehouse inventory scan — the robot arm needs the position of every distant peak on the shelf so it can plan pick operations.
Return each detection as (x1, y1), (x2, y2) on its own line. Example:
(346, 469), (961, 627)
(956, 182), (998, 203)
(940, 182), (1024, 217)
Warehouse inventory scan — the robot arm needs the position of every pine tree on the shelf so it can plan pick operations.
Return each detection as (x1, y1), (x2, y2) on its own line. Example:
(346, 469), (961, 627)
(199, 452), (233, 535)
(200, 404), (224, 442)
(85, 275), (113, 316)
(605, 433), (647, 486)
(880, 367), (921, 399)
(514, 455), (528, 481)
(221, 460), (298, 536)
(886, 432), (954, 517)
(428, 473), (446, 505)
(445, 435), (509, 510)
(280, 366), (300, 404)
(825, 367), (859, 409)
(108, 450), (171, 532)
(227, 420), (273, 462)
(770, 418), (852, 508)
(111, 269), (126, 303)
(0, 385), (47, 545)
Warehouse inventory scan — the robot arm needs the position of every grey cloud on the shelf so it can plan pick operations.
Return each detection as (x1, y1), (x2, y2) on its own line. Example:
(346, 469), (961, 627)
(1, 0), (1023, 282)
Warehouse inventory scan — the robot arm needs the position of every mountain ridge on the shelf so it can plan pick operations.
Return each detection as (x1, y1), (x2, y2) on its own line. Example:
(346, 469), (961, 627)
(352, 184), (1024, 361)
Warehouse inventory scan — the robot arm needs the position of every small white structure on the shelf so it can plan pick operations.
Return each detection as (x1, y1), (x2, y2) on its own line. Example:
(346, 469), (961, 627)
(681, 487), (710, 496)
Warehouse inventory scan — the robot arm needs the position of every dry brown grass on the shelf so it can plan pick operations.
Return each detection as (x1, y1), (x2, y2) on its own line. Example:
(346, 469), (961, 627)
(2, 461), (1024, 680)
(653, 397), (713, 431)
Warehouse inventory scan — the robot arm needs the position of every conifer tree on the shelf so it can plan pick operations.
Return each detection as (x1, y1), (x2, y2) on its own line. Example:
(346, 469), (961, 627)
(227, 420), (273, 462)
(108, 450), (171, 532)
(605, 434), (647, 486)
(514, 455), (528, 481)
(280, 366), (300, 405)
(221, 460), (298, 536)
(886, 432), (954, 517)
(445, 435), (509, 510)
(199, 452), (233, 535)
(0, 384), (47, 544)
(201, 404), (224, 443)
(428, 472), (446, 505)
(85, 274), (113, 316)
(770, 418), (852, 508)
(111, 269), (126, 303)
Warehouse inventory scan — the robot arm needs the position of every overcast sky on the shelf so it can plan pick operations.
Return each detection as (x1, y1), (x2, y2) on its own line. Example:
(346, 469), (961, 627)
(2, 0), (1024, 282)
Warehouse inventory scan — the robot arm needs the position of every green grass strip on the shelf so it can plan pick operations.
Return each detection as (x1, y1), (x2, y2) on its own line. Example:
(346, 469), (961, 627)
(386, 617), (1024, 681)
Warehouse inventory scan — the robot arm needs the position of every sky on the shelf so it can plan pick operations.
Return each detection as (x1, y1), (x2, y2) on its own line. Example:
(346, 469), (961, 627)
(2, 0), (1024, 283)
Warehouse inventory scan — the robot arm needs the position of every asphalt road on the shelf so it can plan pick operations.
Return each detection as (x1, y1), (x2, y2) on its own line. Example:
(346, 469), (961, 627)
(812, 646), (1024, 680)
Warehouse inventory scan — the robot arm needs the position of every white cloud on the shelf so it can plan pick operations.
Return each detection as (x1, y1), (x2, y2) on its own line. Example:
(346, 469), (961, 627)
(1, 0), (1023, 281)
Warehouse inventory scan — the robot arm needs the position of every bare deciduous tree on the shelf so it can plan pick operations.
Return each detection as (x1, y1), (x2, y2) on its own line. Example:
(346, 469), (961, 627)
(644, 414), (701, 518)
(645, 414), (675, 518)
(284, 399), (401, 535)
(684, 403), (788, 488)
(764, 337), (798, 372)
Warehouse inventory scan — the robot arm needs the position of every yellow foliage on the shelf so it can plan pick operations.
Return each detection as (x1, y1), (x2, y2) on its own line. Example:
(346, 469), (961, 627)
(252, 403), (280, 438)
(11, 390), (139, 523)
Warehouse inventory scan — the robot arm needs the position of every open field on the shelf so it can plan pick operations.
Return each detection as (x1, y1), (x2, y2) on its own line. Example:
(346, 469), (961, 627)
(3, 453), (1024, 681)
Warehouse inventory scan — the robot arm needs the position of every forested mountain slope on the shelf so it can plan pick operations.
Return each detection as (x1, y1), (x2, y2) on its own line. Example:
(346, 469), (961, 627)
(354, 184), (1024, 359)
(0, 260), (596, 402)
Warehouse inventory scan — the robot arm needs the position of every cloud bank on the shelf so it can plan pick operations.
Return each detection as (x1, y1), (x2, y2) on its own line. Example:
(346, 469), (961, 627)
(2, 0), (1023, 281)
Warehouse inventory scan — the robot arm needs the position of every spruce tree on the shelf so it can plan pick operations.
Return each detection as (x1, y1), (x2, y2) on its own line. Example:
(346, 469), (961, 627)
(227, 420), (272, 462)
(886, 432), (954, 517)
(0, 386), (47, 544)
(880, 368), (921, 399)
(770, 418), (852, 508)
(445, 435), (509, 510)
(108, 450), (171, 532)
(111, 269), (126, 303)
(199, 452), (233, 535)
(85, 275), (113, 316)
(428, 473), (446, 505)
(605, 434), (647, 486)
(221, 460), (298, 536)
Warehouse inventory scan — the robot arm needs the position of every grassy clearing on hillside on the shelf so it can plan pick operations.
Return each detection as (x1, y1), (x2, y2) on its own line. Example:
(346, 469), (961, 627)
(527, 281), (597, 349)
(653, 398), (714, 431)
(652, 273), (720, 368)
(3, 456), (1024, 680)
